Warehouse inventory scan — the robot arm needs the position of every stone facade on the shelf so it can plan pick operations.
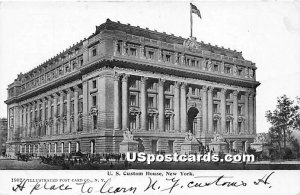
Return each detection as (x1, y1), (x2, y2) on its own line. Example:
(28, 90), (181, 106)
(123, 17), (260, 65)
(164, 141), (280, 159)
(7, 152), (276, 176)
(5, 19), (260, 156)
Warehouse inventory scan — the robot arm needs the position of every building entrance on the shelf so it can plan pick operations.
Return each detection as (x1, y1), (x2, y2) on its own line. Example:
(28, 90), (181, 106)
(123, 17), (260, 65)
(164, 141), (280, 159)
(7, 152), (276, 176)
(187, 107), (199, 134)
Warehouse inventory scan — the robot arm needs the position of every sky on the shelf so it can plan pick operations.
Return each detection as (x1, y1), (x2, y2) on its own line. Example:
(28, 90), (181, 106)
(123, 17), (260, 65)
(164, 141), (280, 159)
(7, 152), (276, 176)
(0, 1), (299, 133)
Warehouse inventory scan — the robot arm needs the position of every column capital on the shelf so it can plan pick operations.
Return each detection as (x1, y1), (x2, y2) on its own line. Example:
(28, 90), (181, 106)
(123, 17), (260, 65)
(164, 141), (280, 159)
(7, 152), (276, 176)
(248, 90), (255, 97)
(122, 74), (129, 82)
(59, 90), (65, 95)
(73, 85), (80, 92)
(207, 86), (214, 93)
(220, 88), (227, 94)
(174, 81), (180, 89)
(158, 78), (165, 86)
(244, 91), (250, 97)
(201, 85), (208, 91)
(180, 82), (187, 89)
(233, 90), (239, 96)
(140, 76), (148, 84)
(65, 88), (72, 94)
(52, 93), (59, 98)
(113, 72), (121, 81)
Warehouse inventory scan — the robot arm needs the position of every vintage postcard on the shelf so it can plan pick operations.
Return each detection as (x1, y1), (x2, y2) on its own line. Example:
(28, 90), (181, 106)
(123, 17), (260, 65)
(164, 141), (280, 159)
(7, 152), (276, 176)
(0, 1), (300, 195)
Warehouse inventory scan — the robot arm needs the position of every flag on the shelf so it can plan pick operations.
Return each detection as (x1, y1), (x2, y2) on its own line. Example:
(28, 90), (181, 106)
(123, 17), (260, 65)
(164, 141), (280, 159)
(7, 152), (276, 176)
(190, 3), (201, 19)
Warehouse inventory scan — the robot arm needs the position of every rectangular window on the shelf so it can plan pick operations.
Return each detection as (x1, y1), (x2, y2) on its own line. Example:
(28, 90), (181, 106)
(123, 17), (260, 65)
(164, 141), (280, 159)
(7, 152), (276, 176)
(61, 142), (64, 153)
(213, 104), (218, 113)
(225, 66), (231, 74)
(79, 100), (83, 113)
(148, 51), (154, 59)
(130, 80), (137, 88)
(45, 108), (48, 118)
(213, 91), (218, 98)
(148, 97), (154, 108)
(148, 116), (154, 130)
(214, 65), (219, 71)
(226, 93), (231, 99)
(238, 94), (243, 101)
(165, 84), (171, 92)
(51, 106), (54, 117)
(165, 117), (171, 131)
(63, 102), (67, 115)
(191, 88), (196, 95)
(191, 60), (195, 67)
(130, 48), (137, 56)
(226, 121), (231, 132)
(92, 96), (97, 107)
(238, 69), (243, 76)
(148, 82), (155, 90)
(238, 122), (242, 133)
(56, 105), (59, 117)
(165, 98), (171, 109)
(130, 95), (137, 106)
(92, 80), (97, 89)
(226, 105), (231, 114)
(71, 101), (74, 114)
(168, 140), (174, 153)
(238, 106), (242, 115)
(93, 115), (97, 130)
(213, 120), (218, 132)
(90, 140), (95, 154)
(166, 54), (171, 62)
(92, 48), (97, 56)
(129, 115), (136, 130)
(78, 116), (83, 131)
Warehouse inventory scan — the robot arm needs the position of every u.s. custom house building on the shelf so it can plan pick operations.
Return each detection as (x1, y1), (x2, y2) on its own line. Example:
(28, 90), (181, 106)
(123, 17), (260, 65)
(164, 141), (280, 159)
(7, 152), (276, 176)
(5, 19), (260, 156)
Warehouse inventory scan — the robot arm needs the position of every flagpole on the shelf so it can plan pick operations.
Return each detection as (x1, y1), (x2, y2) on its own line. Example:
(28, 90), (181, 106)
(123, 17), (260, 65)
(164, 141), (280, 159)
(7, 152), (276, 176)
(190, 4), (193, 38)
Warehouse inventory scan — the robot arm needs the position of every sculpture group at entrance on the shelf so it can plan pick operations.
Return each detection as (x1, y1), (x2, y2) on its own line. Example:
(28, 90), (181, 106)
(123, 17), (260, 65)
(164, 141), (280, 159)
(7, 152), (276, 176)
(119, 128), (138, 153)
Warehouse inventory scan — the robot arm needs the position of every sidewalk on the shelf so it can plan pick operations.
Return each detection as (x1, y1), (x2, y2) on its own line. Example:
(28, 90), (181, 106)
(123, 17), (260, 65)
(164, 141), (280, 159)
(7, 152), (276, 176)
(248, 160), (300, 164)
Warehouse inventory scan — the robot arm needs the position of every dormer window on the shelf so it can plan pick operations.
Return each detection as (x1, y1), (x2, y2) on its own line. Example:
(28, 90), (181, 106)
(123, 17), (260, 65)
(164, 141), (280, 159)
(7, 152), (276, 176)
(166, 54), (171, 62)
(130, 48), (137, 56)
(191, 60), (195, 67)
(237, 69), (243, 76)
(148, 51), (154, 59)
(92, 48), (97, 56)
(225, 66), (231, 74)
(214, 65), (219, 71)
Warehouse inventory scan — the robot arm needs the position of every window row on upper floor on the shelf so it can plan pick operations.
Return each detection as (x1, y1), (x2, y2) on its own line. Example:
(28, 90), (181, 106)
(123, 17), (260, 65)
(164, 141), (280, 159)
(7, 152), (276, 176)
(115, 41), (255, 79)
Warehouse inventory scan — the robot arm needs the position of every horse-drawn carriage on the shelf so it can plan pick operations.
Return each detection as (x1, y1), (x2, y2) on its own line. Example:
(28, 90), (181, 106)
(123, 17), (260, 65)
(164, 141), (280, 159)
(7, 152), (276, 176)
(15, 152), (31, 162)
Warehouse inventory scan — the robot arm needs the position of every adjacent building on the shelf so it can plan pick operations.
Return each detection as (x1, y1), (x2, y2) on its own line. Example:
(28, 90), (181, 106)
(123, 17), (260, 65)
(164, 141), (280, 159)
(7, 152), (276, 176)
(0, 118), (8, 155)
(5, 19), (260, 156)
